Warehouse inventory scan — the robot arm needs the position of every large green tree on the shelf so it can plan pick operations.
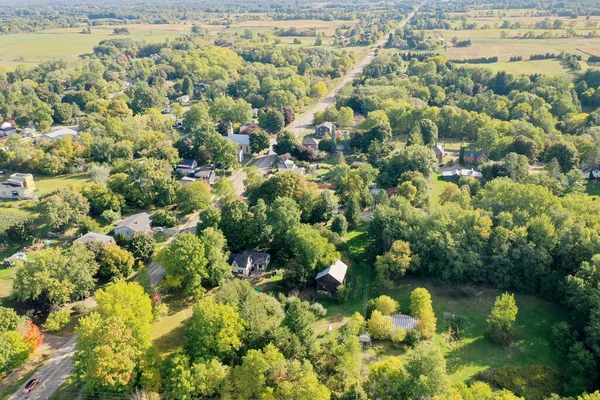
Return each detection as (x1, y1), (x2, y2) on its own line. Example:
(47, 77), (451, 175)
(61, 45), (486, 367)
(159, 233), (208, 297)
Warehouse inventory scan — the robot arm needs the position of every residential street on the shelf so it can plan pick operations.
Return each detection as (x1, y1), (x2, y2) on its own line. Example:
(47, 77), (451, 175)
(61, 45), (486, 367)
(9, 335), (77, 400)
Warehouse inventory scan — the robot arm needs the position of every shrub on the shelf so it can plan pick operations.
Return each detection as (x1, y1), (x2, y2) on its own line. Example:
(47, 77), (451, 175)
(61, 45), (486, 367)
(336, 284), (350, 304)
(152, 210), (177, 228)
(44, 310), (71, 332)
(392, 329), (407, 348)
(310, 302), (328, 317)
(368, 310), (393, 340)
(476, 364), (559, 399)
(373, 295), (399, 315)
(100, 209), (121, 224)
(405, 329), (423, 346)
(331, 214), (348, 236)
(152, 303), (169, 322)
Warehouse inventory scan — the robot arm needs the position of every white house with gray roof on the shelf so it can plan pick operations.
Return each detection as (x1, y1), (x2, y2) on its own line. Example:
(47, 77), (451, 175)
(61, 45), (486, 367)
(41, 127), (78, 141)
(230, 250), (271, 277)
(114, 212), (152, 238)
(74, 232), (116, 247)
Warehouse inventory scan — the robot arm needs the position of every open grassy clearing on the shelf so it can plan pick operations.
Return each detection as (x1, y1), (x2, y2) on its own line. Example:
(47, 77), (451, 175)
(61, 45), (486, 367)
(35, 173), (89, 195)
(360, 278), (565, 384)
(313, 221), (566, 385)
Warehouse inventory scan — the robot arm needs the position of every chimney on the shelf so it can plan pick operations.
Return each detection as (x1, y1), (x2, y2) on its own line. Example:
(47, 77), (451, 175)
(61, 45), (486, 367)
(226, 121), (234, 136)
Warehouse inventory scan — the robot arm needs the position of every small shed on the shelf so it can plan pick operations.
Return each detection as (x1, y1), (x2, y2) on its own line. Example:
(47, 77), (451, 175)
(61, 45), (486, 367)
(359, 333), (372, 347)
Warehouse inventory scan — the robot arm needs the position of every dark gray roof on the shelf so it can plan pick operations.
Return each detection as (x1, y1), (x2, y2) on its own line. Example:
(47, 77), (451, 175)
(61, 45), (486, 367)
(229, 250), (269, 267)
(302, 137), (320, 146)
(317, 122), (334, 131)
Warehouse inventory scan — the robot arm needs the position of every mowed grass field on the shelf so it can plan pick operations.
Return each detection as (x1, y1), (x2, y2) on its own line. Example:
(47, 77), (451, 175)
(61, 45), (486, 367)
(0, 24), (195, 68)
(435, 29), (600, 61)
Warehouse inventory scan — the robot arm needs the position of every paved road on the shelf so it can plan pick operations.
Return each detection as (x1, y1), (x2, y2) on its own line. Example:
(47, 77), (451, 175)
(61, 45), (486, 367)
(289, 6), (420, 138)
(9, 335), (77, 400)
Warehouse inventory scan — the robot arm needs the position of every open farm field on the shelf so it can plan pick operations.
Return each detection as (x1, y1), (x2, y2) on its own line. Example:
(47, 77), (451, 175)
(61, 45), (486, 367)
(0, 23), (195, 68)
(231, 18), (357, 36)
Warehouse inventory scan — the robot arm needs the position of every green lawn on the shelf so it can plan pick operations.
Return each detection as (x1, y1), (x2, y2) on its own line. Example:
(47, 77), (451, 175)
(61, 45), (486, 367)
(586, 181), (600, 197)
(35, 173), (89, 195)
(151, 293), (196, 356)
(430, 173), (455, 205)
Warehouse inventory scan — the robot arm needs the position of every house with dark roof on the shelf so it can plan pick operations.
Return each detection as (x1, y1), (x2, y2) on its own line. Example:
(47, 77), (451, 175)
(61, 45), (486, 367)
(302, 137), (320, 149)
(316, 260), (348, 294)
(74, 232), (116, 247)
(114, 212), (152, 238)
(230, 250), (271, 277)
(315, 122), (334, 138)
(433, 144), (444, 163)
(194, 168), (216, 184)
(461, 148), (489, 164)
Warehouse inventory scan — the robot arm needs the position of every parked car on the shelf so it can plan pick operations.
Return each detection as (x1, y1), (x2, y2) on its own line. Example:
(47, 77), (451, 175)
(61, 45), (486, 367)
(22, 378), (40, 394)
(154, 227), (165, 233)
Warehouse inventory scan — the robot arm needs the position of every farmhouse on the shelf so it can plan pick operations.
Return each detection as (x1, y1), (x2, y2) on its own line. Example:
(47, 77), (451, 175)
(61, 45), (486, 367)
(41, 127), (78, 141)
(230, 250), (271, 277)
(74, 232), (116, 247)
(461, 148), (489, 164)
(433, 144), (444, 163)
(0, 173), (36, 199)
(316, 260), (348, 294)
(114, 212), (152, 238)
(315, 122), (334, 137)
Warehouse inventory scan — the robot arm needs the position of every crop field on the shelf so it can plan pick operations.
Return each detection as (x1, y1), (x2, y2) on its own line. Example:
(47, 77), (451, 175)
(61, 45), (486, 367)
(231, 18), (356, 36)
(0, 23), (195, 68)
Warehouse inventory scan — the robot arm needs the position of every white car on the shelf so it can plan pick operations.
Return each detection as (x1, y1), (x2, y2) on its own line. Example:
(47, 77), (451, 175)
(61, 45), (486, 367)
(154, 227), (165, 233)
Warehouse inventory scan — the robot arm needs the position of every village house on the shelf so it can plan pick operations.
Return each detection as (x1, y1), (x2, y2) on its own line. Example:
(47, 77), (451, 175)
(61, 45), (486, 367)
(74, 232), (116, 247)
(176, 95), (190, 104)
(194, 168), (216, 185)
(175, 159), (198, 174)
(315, 122), (334, 138)
(114, 212), (152, 238)
(0, 173), (36, 199)
(277, 159), (305, 175)
(461, 148), (489, 164)
(178, 177), (198, 185)
(1, 121), (17, 136)
(41, 127), (78, 141)
(316, 260), (348, 294)
(302, 137), (320, 149)
(230, 250), (271, 277)
(442, 168), (483, 180)
(433, 144), (444, 163)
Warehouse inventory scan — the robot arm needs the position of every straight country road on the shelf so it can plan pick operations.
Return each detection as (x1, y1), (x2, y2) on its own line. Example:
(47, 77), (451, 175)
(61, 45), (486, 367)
(9, 335), (77, 400)
(290, 5), (421, 138)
